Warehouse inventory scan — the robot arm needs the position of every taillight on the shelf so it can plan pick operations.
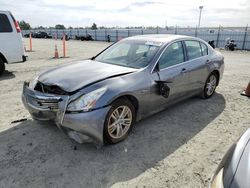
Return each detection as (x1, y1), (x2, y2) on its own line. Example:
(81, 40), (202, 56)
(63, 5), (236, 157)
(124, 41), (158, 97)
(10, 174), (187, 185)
(9, 12), (21, 33)
(15, 21), (21, 33)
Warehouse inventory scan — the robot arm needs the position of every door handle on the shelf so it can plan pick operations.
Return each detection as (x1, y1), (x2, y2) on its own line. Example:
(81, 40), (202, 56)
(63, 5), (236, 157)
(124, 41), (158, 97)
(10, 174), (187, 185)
(181, 68), (188, 73)
(206, 59), (212, 64)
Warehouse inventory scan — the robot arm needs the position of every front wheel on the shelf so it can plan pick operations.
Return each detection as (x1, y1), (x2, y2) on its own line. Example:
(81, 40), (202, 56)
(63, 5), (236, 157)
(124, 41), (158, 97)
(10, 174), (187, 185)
(104, 99), (135, 144)
(201, 73), (218, 99)
(0, 59), (5, 76)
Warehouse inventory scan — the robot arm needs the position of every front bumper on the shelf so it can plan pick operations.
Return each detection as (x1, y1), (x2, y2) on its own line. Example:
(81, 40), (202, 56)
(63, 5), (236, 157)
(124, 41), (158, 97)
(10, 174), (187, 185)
(22, 82), (110, 144)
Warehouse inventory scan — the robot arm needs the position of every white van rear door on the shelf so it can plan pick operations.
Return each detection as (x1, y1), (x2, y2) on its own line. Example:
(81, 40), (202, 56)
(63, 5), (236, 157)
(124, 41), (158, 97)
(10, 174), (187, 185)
(0, 11), (25, 63)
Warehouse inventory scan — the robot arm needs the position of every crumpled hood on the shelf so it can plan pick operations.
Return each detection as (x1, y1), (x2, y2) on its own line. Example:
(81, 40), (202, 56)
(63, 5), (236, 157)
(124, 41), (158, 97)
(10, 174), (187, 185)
(37, 60), (137, 92)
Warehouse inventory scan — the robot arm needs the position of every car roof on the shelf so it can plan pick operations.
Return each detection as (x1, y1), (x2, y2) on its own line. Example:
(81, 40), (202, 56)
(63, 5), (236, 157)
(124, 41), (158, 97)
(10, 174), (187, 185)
(0, 10), (11, 14)
(124, 34), (195, 44)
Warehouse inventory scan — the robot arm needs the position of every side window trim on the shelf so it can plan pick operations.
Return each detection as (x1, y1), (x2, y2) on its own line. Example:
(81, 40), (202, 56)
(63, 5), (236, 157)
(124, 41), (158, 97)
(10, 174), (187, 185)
(152, 39), (206, 73)
(199, 42), (203, 56)
(182, 40), (188, 62)
(152, 39), (209, 73)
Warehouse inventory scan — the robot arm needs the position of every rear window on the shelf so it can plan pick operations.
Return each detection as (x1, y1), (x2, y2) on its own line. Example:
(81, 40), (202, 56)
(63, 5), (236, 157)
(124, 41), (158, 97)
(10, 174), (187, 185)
(185, 40), (202, 60)
(0, 14), (13, 33)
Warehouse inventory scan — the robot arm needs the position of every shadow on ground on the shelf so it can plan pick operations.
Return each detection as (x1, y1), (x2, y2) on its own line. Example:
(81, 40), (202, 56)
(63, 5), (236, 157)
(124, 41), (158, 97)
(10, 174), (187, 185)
(0, 93), (225, 188)
(0, 71), (15, 81)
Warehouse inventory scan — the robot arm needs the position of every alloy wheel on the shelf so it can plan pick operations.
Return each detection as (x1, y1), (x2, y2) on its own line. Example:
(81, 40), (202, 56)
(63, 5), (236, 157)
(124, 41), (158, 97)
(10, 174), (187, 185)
(107, 105), (133, 139)
(206, 74), (217, 96)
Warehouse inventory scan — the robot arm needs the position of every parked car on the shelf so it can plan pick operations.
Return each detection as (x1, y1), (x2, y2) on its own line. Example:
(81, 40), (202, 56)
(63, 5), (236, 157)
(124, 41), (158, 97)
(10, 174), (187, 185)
(0, 10), (27, 76)
(22, 34), (224, 145)
(75, 34), (94, 41)
(23, 33), (30, 38)
(210, 129), (250, 188)
(61, 34), (70, 41)
(23, 32), (39, 38)
(33, 31), (52, 39)
(24, 32), (38, 38)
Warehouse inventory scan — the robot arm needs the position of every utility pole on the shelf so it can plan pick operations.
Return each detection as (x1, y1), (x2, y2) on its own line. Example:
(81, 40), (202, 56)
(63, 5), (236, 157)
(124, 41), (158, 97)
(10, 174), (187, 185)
(198, 6), (203, 28)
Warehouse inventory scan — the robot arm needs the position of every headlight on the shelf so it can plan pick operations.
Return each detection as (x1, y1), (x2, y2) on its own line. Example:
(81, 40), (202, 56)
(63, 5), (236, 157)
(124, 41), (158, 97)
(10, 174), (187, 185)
(67, 87), (107, 112)
(210, 168), (224, 188)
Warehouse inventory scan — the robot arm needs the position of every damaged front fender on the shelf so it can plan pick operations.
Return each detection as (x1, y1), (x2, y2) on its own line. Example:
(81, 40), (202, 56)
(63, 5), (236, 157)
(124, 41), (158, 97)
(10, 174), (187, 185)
(22, 82), (111, 145)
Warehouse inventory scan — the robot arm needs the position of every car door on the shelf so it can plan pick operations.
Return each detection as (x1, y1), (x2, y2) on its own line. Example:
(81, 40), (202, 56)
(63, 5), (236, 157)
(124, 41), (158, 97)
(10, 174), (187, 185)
(183, 40), (210, 91)
(150, 41), (192, 108)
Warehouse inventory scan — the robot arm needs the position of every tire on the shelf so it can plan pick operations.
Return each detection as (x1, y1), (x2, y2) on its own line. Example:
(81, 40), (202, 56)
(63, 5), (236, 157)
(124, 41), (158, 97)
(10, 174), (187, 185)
(104, 99), (136, 144)
(201, 72), (218, 99)
(0, 59), (5, 76)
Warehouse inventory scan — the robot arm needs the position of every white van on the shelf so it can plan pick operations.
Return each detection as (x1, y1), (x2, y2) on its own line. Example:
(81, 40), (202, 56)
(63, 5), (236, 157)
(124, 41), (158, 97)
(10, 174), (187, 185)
(0, 10), (27, 76)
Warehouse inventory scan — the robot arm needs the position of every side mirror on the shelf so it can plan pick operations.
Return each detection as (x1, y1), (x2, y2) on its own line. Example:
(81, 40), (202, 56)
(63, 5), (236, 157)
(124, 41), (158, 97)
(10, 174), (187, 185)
(153, 63), (160, 73)
(90, 56), (96, 60)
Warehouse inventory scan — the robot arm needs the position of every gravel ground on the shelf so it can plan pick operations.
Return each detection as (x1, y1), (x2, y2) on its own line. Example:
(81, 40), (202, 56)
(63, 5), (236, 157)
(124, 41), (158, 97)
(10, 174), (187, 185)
(0, 38), (249, 188)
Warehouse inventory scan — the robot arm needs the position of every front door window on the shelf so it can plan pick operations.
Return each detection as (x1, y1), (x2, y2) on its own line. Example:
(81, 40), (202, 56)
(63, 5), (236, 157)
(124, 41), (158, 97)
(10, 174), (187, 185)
(158, 42), (185, 70)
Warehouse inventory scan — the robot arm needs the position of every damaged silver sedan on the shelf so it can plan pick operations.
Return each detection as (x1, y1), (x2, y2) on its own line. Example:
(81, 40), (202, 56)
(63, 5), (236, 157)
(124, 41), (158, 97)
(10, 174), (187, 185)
(22, 34), (224, 145)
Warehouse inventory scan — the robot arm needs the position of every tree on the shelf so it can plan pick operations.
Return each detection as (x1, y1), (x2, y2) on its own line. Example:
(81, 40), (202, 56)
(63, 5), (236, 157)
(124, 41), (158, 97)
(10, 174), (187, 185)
(18, 20), (31, 30)
(91, 23), (97, 30)
(33, 26), (45, 29)
(55, 24), (65, 29)
(99, 26), (106, 29)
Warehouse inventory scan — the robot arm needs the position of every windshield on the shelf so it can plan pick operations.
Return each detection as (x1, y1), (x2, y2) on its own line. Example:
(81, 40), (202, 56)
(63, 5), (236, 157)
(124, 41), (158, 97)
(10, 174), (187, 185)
(95, 40), (161, 69)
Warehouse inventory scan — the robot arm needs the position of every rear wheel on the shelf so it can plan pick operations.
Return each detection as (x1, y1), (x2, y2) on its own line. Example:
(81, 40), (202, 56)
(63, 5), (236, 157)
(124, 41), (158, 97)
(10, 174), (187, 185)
(104, 99), (135, 144)
(201, 72), (218, 99)
(0, 59), (5, 76)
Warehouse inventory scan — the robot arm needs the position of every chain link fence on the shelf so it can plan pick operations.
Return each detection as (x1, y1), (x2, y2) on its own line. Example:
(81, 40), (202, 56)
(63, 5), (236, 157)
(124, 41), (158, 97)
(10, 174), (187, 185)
(22, 26), (250, 50)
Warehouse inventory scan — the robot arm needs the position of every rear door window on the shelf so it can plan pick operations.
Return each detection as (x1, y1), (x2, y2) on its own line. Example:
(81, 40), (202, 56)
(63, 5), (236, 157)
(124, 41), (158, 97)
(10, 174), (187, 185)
(200, 42), (208, 56)
(185, 40), (202, 60)
(0, 14), (13, 33)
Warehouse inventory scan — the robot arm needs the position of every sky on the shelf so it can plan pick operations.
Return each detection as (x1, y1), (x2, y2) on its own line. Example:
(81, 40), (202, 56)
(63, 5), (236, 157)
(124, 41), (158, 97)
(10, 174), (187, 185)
(1, 0), (250, 28)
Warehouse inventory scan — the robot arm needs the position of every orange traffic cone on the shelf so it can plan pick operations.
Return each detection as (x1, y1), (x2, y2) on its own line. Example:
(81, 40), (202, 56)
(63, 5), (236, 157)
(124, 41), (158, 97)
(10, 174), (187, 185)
(241, 82), (250, 97)
(54, 44), (59, 59)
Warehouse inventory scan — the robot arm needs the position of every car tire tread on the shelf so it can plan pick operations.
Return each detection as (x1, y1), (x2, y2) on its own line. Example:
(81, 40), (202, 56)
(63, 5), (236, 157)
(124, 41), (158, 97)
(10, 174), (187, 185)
(0, 59), (5, 76)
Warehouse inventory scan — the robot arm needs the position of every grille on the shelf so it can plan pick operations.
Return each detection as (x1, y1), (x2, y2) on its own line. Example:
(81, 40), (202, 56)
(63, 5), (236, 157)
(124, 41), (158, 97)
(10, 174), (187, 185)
(34, 82), (68, 95)
(37, 99), (59, 111)
(27, 96), (60, 111)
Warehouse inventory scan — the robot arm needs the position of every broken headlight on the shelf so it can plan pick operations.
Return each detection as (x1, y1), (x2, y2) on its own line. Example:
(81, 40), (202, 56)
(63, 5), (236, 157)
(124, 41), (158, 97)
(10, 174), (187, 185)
(30, 76), (38, 89)
(210, 168), (224, 188)
(67, 87), (107, 112)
